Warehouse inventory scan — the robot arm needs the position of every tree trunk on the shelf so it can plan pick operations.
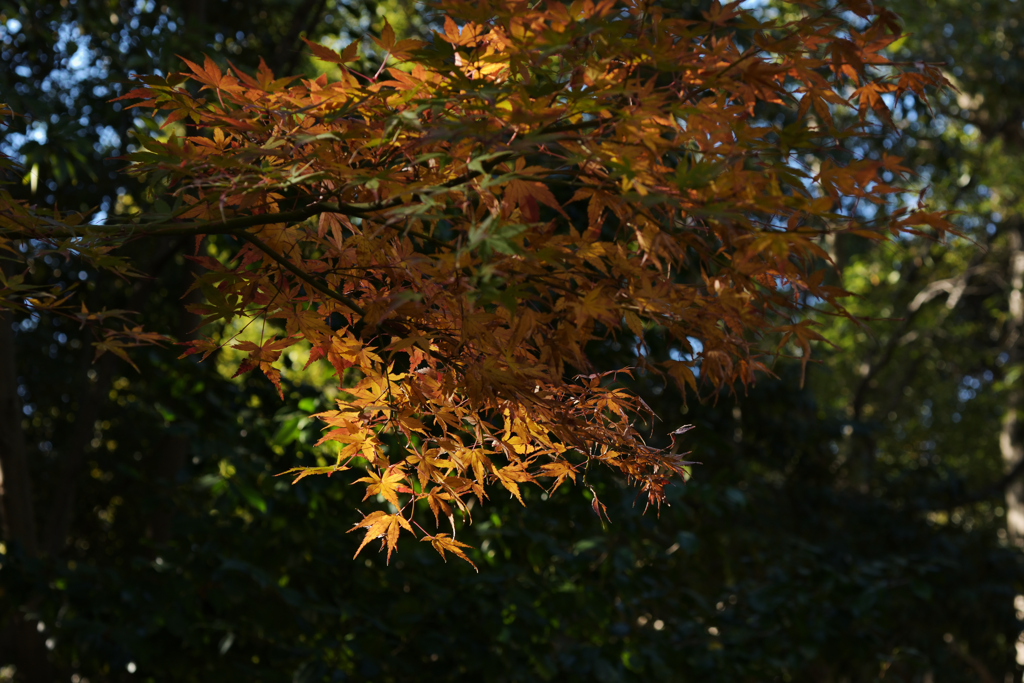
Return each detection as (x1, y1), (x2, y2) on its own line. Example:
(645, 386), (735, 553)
(0, 310), (37, 556)
(148, 435), (189, 545)
(1000, 225), (1024, 545)
(0, 263), (52, 681)
(41, 356), (114, 556)
(1000, 224), (1024, 671)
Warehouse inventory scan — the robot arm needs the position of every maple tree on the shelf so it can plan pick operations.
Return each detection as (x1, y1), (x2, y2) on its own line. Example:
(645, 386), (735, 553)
(0, 0), (952, 567)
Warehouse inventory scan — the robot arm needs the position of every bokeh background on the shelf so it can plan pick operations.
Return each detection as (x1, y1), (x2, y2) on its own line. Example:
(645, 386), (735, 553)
(1, 0), (1023, 680)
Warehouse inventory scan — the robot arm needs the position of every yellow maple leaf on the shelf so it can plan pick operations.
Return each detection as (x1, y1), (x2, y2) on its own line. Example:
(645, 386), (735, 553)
(422, 533), (477, 571)
(355, 466), (406, 508)
(351, 511), (413, 563)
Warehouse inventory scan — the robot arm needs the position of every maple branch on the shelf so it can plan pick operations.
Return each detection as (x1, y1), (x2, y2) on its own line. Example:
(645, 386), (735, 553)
(3, 130), (571, 245)
(240, 232), (366, 316)
(402, 226), (449, 250)
(0, 200), (382, 240)
(535, 119), (604, 136)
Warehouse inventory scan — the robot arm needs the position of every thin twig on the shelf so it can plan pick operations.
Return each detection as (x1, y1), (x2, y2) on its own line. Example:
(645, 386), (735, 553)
(241, 232), (365, 316)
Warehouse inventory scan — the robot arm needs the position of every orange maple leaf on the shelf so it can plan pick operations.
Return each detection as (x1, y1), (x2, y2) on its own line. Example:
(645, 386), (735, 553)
(354, 466), (407, 509)
(351, 510), (413, 563)
(421, 533), (477, 571)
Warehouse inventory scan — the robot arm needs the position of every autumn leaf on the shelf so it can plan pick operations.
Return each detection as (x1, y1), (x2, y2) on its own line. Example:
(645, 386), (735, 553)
(776, 319), (832, 387)
(355, 466), (407, 508)
(664, 359), (699, 395)
(372, 18), (396, 53)
(538, 461), (577, 493)
(494, 463), (532, 505)
(502, 178), (567, 221)
(589, 487), (610, 525)
(421, 533), (477, 571)
(351, 510), (413, 563)
(408, 451), (449, 489)
(231, 337), (295, 399)
(276, 465), (348, 484)
(301, 37), (358, 65)
(92, 338), (139, 371)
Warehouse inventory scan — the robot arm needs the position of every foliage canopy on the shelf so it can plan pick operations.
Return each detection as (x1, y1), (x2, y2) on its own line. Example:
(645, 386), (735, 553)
(1, 0), (950, 565)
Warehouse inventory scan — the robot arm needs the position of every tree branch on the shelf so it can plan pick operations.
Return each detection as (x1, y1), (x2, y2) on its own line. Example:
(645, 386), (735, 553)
(240, 232), (365, 316)
(944, 455), (1024, 508)
(0, 200), (379, 240)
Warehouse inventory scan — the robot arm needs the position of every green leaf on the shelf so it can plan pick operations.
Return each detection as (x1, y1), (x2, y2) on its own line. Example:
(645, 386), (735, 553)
(232, 478), (268, 514)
